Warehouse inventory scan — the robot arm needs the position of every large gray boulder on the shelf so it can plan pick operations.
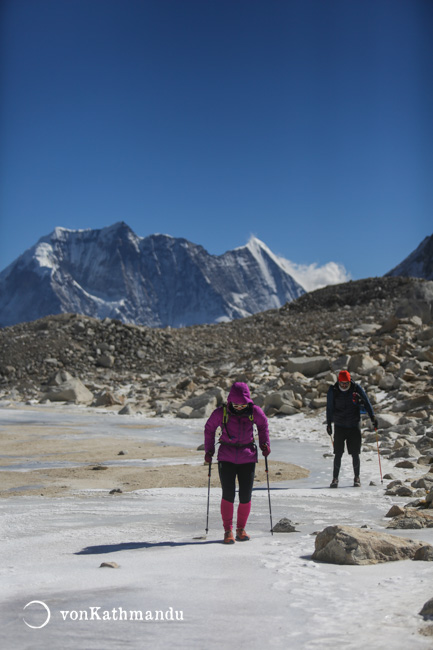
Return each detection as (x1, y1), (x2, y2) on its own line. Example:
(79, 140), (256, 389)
(391, 394), (433, 413)
(376, 413), (400, 429)
(285, 356), (330, 377)
(177, 387), (224, 418)
(331, 354), (351, 372)
(348, 353), (379, 374)
(263, 390), (301, 415)
(378, 373), (397, 390)
(41, 377), (94, 404)
(311, 525), (430, 565)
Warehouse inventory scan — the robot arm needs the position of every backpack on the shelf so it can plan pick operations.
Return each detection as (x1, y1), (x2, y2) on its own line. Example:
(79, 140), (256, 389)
(219, 403), (256, 449)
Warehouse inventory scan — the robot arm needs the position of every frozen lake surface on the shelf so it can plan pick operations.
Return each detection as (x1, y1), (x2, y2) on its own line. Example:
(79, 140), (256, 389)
(1, 405), (432, 649)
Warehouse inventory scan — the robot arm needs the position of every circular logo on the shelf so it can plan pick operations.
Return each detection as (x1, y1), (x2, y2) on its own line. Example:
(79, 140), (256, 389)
(23, 600), (51, 629)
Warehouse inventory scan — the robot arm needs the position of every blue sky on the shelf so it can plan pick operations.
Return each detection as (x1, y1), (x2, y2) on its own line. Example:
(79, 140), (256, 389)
(1, 0), (432, 289)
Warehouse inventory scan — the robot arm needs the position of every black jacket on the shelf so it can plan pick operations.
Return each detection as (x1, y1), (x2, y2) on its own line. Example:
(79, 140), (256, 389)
(326, 381), (374, 428)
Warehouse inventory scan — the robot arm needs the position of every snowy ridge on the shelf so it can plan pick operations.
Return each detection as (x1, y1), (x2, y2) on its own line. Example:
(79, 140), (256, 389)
(386, 234), (433, 281)
(0, 223), (305, 327)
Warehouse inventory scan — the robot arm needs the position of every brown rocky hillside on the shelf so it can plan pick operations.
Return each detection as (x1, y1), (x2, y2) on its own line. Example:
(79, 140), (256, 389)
(1, 276), (432, 425)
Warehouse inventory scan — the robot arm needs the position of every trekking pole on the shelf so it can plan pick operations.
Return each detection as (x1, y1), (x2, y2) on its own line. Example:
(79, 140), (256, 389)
(265, 456), (274, 535)
(205, 460), (212, 535)
(374, 428), (383, 484)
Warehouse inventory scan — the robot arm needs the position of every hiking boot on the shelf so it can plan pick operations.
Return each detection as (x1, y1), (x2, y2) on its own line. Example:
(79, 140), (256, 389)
(223, 530), (235, 544)
(235, 528), (250, 542)
(330, 478), (339, 488)
(354, 476), (361, 487)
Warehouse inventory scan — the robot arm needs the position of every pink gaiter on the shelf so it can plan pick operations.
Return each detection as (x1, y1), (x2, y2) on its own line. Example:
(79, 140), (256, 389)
(220, 498), (234, 531)
(237, 501), (251, 529)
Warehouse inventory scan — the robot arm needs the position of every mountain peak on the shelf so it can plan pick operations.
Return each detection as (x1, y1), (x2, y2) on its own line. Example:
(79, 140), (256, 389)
(386, 233), (433, 281)
(234, 235), (268, 252)
(103, 221), (135, 235)
(0, 225), (305, 328)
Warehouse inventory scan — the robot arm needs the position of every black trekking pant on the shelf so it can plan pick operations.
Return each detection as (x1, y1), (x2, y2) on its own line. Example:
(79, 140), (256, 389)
(333, 425), (361, 479)
(218, 461), (256, 503)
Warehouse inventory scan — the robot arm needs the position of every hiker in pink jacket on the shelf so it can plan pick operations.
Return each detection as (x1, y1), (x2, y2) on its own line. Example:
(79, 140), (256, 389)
(204, 382), (270, 544)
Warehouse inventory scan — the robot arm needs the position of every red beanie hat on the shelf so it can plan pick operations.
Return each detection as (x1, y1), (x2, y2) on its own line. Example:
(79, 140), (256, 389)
(338, 370), (351, 382)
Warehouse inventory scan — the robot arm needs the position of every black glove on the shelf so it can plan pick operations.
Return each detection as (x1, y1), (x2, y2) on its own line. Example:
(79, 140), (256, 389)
(372, 417), (378, 429)
(326, 424), (332, 436)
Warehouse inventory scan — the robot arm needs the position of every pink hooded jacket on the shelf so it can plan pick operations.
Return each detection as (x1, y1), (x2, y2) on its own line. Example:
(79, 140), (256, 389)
(204, 382), (270, 464)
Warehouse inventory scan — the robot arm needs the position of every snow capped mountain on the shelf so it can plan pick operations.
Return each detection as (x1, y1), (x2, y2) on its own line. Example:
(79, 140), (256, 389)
(385, 234), (433, 281)
(0, 223), (305, 328)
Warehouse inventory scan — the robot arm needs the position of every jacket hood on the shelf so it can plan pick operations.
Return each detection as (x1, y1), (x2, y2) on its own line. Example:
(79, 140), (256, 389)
(227, 382), (253, 404)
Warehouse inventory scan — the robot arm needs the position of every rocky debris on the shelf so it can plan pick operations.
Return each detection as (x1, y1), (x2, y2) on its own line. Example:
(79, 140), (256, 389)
(92, 389), (125, 407)
(386, 509), (433, 529)
(384, 468), (433, 501)
(311, 525), (431, 565)
(386, 485), (416, 498)
(272, 518), (298, 533)
(1, 277), (432, 440)
(412, 475), (433, 490)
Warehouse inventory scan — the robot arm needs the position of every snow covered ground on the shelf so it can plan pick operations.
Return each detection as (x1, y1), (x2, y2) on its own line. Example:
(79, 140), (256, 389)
(1, 405), (432, 649)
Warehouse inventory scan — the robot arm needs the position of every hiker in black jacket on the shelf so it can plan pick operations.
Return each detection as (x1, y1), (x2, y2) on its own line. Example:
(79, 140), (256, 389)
(326, 370), (378, 488)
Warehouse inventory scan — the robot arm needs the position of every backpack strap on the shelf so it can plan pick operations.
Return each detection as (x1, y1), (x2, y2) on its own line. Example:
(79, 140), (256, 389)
(220, 403), (254, 442)
(222, 404), (232, 440)
(223, 404), (229, 424)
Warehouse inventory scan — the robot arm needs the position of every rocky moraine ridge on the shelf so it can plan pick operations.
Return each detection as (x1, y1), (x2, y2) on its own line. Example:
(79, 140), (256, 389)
(1, 276), (433, 480)
(0, 277), (432, 395)
(1, 276), (433, 424)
